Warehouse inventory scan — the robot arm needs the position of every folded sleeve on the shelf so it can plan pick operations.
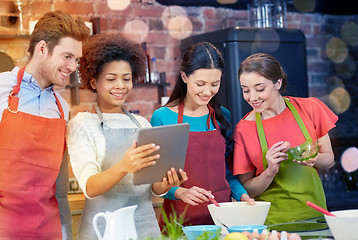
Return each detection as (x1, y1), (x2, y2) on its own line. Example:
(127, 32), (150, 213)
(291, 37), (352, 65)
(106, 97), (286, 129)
(309, 97), (338, 138)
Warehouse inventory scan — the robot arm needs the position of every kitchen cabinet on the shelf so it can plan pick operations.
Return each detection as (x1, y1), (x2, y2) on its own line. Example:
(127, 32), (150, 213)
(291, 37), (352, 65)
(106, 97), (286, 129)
(68, 193), (85, 239)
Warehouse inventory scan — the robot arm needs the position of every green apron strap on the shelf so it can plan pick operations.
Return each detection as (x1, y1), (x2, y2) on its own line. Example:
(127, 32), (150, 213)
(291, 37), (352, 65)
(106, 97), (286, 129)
(255, 112), (269, 169)
(283, 98), (312, 143)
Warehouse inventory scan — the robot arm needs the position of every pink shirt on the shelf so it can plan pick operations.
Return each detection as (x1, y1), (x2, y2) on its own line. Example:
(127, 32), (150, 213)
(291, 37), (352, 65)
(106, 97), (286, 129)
(232, 96), (338, 176)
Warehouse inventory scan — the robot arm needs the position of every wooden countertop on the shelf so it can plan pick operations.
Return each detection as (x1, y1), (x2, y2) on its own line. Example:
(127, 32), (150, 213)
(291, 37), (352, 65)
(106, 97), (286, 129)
(68, 193), (163, 214)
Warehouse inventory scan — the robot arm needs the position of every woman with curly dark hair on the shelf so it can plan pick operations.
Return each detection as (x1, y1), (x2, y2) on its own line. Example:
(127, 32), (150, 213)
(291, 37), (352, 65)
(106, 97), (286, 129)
(66, 33), (187, 239)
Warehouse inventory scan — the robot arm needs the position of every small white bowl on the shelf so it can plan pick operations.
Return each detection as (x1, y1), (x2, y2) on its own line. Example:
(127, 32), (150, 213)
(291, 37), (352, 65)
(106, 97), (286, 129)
(324, 209), (358, 240)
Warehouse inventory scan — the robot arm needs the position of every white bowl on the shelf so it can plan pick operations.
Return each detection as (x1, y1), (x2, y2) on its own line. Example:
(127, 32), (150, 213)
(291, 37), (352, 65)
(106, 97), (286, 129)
(208, 201), (271, 235)
(324, 209), (358, 240)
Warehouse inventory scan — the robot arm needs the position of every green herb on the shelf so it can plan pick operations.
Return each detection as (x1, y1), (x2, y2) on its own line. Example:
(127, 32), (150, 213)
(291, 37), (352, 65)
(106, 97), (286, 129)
(195, 229), (221, 240)
(160, 204), (189, 240)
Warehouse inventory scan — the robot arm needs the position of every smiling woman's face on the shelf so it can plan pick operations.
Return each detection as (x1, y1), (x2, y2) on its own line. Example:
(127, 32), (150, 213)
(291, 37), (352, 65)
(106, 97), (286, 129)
(240, 72), (281, 114)
(183, 68), (222, 108)
(90, 60), (133, 113)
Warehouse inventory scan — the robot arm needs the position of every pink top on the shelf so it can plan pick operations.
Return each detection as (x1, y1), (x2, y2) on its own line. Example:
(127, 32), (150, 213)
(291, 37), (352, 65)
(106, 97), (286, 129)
(232, 96), (338, 176)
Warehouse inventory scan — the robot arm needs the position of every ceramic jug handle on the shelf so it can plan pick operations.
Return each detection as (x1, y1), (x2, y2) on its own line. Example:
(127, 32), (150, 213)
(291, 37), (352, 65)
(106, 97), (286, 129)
(93, 212), (106, 240)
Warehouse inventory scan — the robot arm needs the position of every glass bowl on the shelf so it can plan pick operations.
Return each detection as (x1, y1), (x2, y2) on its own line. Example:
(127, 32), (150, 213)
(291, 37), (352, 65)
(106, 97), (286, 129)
(182, 225), (221, 240)
(288, 140), (319, 161)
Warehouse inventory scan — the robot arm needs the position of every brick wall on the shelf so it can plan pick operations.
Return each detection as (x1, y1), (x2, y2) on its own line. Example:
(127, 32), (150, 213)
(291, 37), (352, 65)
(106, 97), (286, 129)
(1, 0), (358, 138)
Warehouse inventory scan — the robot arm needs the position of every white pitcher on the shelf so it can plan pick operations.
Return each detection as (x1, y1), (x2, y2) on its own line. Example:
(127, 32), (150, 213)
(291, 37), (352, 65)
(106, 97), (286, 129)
(93, 205), (138, 240)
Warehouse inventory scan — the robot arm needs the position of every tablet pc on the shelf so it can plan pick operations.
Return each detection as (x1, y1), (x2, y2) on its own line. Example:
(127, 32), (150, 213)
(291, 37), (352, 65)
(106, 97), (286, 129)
(133, 123), (190, 185)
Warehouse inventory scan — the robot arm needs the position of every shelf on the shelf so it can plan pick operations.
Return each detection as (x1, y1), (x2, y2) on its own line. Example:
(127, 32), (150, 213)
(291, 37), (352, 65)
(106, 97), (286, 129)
(134, 82), (169, 87)
(0, 34), (30, 39)
(134, 72), (169, 103)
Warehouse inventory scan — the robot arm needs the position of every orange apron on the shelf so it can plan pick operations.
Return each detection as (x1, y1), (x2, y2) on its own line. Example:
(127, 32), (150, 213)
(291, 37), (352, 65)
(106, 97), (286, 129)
(0, 67), (66, 239)
(160, 103), (231, 227)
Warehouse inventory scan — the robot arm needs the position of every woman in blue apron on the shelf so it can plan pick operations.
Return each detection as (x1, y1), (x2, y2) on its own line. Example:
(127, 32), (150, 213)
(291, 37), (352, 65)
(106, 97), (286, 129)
(151, 42), (254, 228)
(231, 53), (338, 225)
(66, 33), (187, 239)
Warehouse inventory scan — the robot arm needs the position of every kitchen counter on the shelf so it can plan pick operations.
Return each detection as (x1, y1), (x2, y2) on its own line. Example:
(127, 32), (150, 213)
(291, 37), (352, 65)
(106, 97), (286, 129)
(68, 193), (164, 216)
(68, 195), (332, 239)
(268, 218), (333, 240)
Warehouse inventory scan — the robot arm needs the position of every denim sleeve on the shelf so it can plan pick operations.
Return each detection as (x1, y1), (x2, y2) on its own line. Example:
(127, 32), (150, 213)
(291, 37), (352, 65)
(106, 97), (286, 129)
(162, 187), (180, 200)
(226, 161), (247, 201)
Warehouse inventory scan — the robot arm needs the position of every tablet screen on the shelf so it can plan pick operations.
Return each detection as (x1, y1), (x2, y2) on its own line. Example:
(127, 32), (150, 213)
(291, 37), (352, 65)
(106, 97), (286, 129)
(133, 123), (190, 185)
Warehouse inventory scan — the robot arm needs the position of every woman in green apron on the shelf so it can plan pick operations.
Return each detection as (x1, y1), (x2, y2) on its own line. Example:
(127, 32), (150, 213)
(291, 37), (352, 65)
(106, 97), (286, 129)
(231, 53), (338, 225)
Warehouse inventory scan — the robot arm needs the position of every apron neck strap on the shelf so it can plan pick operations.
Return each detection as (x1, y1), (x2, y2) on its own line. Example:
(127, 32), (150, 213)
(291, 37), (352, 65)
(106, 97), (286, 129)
(255, 97), (314, 169)
(122, 108), (142, 128)
(178, 101), (184, 124)
(95, 105), (142, 129)
(7, 67), (25, 113)
(283, 98), (312, 142)
(53, 92), (65, 119)
(8, 67), (64, 119)
(178, 101), (218, 130)
(13, 67), (24, 95)
(255, 112), (269, 169)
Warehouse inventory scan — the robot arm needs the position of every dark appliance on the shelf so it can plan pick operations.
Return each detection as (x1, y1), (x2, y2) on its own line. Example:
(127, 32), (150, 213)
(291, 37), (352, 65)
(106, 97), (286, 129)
(180, 27), (308, 125)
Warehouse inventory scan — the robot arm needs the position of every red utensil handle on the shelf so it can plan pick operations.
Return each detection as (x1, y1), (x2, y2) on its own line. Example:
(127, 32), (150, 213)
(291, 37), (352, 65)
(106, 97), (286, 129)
(306, 201), (335, 216)
(210, 198), (220, 207)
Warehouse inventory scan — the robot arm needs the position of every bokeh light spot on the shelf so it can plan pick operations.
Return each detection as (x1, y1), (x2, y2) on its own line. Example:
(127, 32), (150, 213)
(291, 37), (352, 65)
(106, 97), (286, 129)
(326, 37), (348, 63)
(161, 6), (187, 27)
(253, 29), (281, 52)
(167, 16), (193, 40)
(328, 87), (350, 114)
(341, 20), (358, 47)
(107, 0), (130, 11)
(123, 20), (149, 43)
(216, 0), (238, 4)
(341, 147), (358, 173)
